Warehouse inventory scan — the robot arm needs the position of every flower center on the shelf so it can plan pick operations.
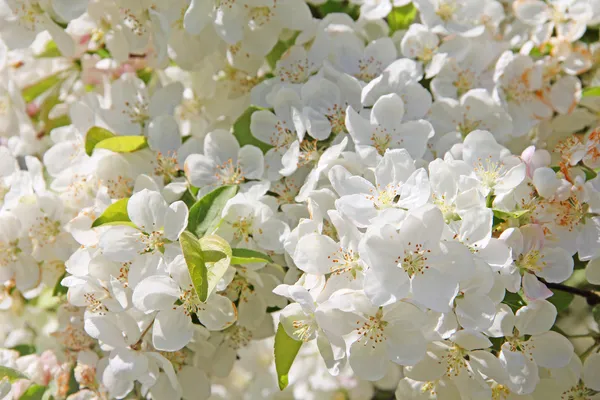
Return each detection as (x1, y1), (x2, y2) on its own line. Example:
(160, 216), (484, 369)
(14, 2), (44, 31)
(292, 319), (316, 342)
(139, 230), (166, 254)
(371, 127), (392, 155)
(354, 309), (387, 348)
(396, 242), (431, 278)
(327, 248), (362, 276)
(454, 69), (475, 97)
(356, 56), (382, 82)
(326, 104), (347, 134)
(440, 345), (468, 377)
(473, 157), (504, 189)
(248, 6), (274, 29)
(232, 217), (254, 243)
(105, 176), (134, 199)
(224, 325), (253, 350)
(0, 239), (20, 267)
(154, 152), (180, 184)
(436, 1), (457, 22)
(215, 159), (244, 185)
(29, 216), (61, 248)
(179, 287), (205, 316)
(516, 250), (545, 273)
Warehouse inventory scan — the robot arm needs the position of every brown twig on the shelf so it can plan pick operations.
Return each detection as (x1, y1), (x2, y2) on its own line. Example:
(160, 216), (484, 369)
(545, 282), (600, 306)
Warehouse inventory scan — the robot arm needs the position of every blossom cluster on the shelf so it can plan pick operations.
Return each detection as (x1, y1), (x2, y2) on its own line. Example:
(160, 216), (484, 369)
(0, 0), (600, 399)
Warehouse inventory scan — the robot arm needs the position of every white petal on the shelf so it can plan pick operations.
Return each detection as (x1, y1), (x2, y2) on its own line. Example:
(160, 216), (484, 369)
(132, 275), (180, 312)
(515, 299), (556, 335)
(529, 331), (574, 368)
(163, 201), (188, 241)
(196, 294), (237, 331)
(128, 189), (168, 232)
(152, 307), (193, 351)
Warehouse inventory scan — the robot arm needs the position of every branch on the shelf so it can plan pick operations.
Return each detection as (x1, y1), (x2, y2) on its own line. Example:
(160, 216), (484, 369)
(545, 282), (600, 306)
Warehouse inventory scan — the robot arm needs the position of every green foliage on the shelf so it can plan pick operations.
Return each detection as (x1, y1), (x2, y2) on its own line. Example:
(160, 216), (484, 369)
(502, 291), (527, 313)
(36, 41), (61, 58)
(582, 87), (600, 97)
(199, 235), (232, 299)
(187, 186), (239, 238)
(20, 384), (46, 400)
(388, 4), (418, 33)
(11, 344), (36, 356)
(94, 135), (148, 153)
(85, 127), (115, 156)
(233, 106), (274, 154)
(0, 366), (27, 382)
(231, 248), (273, 265)
(91, 198), (134, 228)
(274, 323), (303, 390)
(180, 231), (210, 302)
(22, 73), (63, 103)
(547, 289), (574, 313)
(492, 208), (530, 222)
(53, 272), (68, 297)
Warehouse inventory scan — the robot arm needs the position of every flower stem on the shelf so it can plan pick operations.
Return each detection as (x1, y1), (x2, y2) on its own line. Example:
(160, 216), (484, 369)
(544, 282), (600, 306)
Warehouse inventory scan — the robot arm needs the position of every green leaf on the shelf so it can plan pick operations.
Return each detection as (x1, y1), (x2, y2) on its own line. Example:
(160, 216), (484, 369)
(502, 291), (527, 313)
(187, 185), (239, 238)
(233, 106), (274, 154)
(36, 40), (61, 58)
(53, 272), (68, 297)
(388, 4), (418, 33)
(199, 235), (232, 299)
(231, 248), (273, 265)
(20, 384), (46, 400)
(91, 198), (134, 228)
(266, 41), (290, 70)
(582, 165), (598, 181)
(593, 305), (600, 326)
(0, 366), (27, 382)
(274, 323), (303, 390)
(547, 289), (574, 313)
(492, 209), (530, 221)
(582, 87), (600, 97)
(137, 68), (154, 84)
(85, 127), (115, 156)
(22, 73), (63, 103)
(95, 136), (148, 153)
(180, 231), (209, 302)
(10, 344), (36, 356)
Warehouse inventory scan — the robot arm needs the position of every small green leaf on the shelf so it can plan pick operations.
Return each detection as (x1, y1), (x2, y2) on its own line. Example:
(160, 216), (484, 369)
(22, 73), (63, 103)
(502, 291), (527, 313)
(36, 40), (61, 58)
(180, 231), (209, 302)
(91, 198), (134, 228)
(593, 305), (600, 326)
(582, 165), (598, 181)
(492, 209), (530, 221)
(274, 323), (303, 390)
(85, 127), (115, 156)
(10, 344), (36, 356)
(95, 136), (148, 153)
(187, 185), (239, 238)
(582, 87), (600, 98)
(137, 68), (154, 84)
(199, 235), (232, 299)
(233, 106), (274, 154)
(53, 272), (68, 297)
(0, 366), (27, 382)
(547, 289), (574, 313)
(387, 4), (417, 33)
(231, 248), (273, 265)
(20, 384), (46, 400)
